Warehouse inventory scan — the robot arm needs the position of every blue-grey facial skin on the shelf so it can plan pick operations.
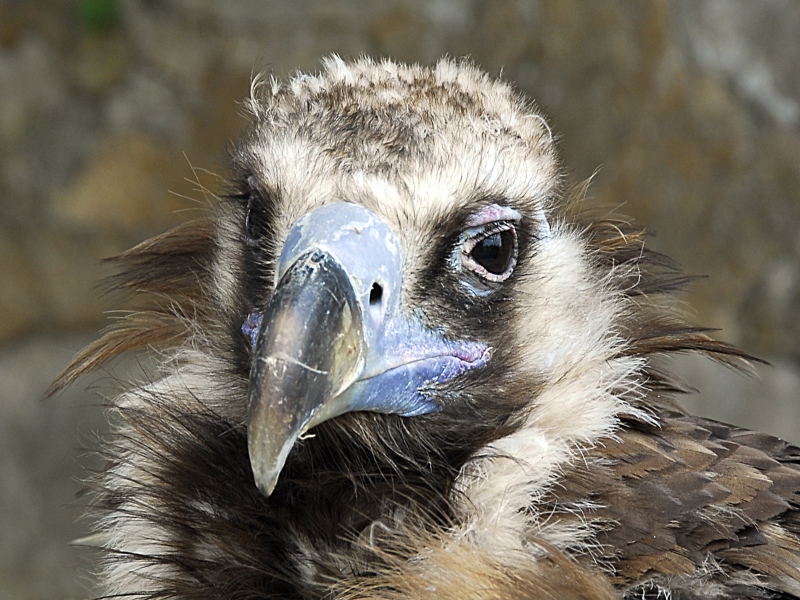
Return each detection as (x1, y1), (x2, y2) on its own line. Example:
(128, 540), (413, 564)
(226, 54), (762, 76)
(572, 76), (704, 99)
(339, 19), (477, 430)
(243, 306), (488, 419)
(275, 203), (404, 366)
(246, 202), (489, 422)
(245, 203), (490, 495)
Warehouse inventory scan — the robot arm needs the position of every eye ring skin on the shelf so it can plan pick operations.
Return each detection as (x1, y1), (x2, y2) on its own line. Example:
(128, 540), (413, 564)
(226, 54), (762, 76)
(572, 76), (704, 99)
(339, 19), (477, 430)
(450, 204), (523, 294)
(461, 223), (518, 283)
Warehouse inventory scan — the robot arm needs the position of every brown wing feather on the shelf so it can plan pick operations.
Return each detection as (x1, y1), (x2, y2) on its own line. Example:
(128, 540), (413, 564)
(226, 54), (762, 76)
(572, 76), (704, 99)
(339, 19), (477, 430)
(47, 218), (216, 395)
(550, 408), (800, 596)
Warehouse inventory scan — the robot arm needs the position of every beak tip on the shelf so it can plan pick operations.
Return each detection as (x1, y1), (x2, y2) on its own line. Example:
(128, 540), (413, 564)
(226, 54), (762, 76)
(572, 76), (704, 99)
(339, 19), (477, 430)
(255, 473), (279, 497)
(248, 423), (294, 498)
(249, 444), (281, 497)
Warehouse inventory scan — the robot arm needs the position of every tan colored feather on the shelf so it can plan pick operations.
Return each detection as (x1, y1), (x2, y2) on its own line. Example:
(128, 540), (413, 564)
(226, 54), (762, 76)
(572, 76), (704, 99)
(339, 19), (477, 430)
(333, 537), (619, 600)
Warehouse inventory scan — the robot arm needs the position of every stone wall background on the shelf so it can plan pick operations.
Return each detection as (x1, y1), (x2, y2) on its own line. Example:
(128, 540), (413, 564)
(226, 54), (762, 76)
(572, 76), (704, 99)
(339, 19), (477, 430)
(0, 1), (798, 598)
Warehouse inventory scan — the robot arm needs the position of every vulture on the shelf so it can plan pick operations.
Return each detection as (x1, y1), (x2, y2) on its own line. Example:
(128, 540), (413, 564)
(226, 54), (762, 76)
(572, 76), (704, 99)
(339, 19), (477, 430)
(55, 57), (800, 599)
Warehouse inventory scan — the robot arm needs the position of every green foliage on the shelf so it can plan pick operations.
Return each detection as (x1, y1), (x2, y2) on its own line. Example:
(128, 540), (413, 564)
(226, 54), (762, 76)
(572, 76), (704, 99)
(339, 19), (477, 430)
(77, 0), (120, 31)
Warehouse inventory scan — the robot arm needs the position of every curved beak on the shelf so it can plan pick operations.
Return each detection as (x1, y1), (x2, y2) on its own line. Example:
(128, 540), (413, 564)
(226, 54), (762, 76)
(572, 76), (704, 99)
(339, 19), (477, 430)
(247, 249), (364, 496)
(246, 203), (489, 497)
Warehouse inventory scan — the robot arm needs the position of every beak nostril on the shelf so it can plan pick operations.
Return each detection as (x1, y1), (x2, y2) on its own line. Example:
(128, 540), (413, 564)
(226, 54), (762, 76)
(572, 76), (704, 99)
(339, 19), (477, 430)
(369, 282), (383, 306)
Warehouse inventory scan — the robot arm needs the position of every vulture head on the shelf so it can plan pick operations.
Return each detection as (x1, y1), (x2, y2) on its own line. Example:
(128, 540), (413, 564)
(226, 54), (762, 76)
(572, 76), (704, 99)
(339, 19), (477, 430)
(57, 57), (800, 600)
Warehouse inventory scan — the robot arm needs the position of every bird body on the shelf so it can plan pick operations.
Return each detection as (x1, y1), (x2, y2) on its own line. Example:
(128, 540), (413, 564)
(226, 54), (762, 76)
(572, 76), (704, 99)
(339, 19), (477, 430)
(57, 57), (800, 599)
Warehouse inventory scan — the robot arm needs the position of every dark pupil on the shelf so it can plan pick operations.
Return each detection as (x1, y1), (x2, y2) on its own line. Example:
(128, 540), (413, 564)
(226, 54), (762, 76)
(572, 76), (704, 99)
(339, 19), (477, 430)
(470, 230), (513, 274)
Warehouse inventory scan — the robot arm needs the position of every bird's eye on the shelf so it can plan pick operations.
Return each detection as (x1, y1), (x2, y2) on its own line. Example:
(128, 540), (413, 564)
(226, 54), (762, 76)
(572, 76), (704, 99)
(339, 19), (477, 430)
(242, 176), (273, 248)
(244, 194), (266, 248)
(470, 230), (515, 275)
(461, 223), (518, 282)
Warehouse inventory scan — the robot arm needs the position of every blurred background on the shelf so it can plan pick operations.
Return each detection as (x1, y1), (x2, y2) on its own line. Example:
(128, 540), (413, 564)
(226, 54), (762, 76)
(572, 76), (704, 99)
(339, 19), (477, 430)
(0, 0), (798, 598)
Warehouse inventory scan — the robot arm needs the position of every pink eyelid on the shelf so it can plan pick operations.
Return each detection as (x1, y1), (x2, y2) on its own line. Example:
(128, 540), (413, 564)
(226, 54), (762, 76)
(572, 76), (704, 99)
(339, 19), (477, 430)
(465, 204), (522, 228)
